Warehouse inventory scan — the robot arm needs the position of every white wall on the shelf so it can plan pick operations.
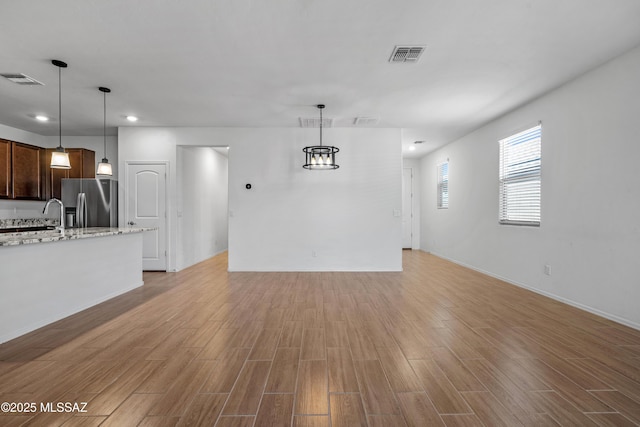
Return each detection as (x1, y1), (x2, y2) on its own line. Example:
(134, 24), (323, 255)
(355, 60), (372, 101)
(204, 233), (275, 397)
(118, 127), (403, 272)
(420, 44), (640, 329)
(0, 123), (45, 146)
(177, 146), (228, 271)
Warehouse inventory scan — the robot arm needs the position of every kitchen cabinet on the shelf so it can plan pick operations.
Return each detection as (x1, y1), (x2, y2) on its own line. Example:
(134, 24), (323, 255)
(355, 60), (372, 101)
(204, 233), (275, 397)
(44, 148), (95, 199)
(68, 148), (95, 179)
(0, 139), (10, 198)
(0, 138), (94, 200)
(11, 141), (44, 200)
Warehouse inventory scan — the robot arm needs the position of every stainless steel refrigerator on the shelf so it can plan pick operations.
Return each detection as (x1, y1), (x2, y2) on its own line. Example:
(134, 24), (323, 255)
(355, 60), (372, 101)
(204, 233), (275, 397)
(61, 178), (118, 228)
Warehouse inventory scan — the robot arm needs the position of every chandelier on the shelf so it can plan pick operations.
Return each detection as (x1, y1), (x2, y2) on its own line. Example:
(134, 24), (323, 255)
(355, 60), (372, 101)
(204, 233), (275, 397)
(303, 104), (339, 170)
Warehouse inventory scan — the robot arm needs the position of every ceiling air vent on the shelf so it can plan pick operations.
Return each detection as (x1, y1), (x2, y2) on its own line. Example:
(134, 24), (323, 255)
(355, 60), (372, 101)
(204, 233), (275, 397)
(354, 117), (379, 126)
(299, 117), (334, 128)
(389, 46), (425, 63)
(1, 73), (44, 85)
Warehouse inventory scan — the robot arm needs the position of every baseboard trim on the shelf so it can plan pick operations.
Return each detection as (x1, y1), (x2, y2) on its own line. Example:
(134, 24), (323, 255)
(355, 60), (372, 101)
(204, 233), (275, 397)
(427, 250), (640, 332)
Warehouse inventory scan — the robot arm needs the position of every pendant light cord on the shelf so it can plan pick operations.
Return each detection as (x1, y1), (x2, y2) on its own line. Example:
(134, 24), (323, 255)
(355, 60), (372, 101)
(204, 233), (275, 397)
(58, 65), (62, 150)
(318, 104), (324, 147)
(319, 106), (323, 147)
(103, 90), (107, 158)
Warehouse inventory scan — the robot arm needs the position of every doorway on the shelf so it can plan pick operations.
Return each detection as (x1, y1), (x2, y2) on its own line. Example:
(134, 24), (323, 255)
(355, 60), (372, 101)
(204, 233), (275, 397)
(176, 146), (229, 271)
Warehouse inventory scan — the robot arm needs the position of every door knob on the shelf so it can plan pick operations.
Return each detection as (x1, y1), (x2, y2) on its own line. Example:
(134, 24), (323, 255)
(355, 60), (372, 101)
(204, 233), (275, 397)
(128, 221), (136, 226)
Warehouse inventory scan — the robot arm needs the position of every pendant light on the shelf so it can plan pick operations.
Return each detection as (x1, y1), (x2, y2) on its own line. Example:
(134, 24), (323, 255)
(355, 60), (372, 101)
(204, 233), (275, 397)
(96, 87), (113, 176)
(50, 60), (71, 169)
(303, 104), (339, 170)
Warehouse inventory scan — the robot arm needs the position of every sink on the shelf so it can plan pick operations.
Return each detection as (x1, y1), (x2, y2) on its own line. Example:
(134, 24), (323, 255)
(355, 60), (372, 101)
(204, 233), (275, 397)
(0, 226), (57, 234)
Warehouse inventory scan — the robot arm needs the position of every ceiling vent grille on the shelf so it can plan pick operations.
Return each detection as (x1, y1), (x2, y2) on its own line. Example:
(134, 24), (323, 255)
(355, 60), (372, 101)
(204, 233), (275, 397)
(389, 46), (425, 63)
(299, 117), (334, 128)
(354, 117), (379, 126)
(1, 73), (44, 85)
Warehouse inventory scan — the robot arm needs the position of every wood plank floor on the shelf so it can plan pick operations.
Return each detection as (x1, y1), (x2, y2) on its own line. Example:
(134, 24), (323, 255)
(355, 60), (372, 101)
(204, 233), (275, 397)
(1, 250), (640, 426)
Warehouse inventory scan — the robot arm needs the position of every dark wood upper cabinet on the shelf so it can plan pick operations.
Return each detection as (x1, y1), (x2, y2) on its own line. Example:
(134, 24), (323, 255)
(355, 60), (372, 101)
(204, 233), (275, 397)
(44, 148), (95, 199)
(0, 139), (10, 199)
(0, 139), (95, 200)
(68, 148), (95, 179)
(11, 142), (43, 200)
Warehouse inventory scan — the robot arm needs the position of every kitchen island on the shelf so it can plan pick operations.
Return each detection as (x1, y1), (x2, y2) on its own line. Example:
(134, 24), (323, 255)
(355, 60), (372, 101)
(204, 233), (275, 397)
(0, 226), (153, 344)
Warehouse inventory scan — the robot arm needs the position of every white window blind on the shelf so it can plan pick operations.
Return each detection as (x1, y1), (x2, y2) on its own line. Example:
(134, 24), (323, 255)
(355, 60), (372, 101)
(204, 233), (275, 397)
(437, 161), (449, 209)
(499, 124), (541, 226)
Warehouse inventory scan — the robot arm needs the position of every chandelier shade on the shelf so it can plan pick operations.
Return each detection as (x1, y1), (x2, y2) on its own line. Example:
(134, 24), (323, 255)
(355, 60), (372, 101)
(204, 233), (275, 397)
(96, 161), (113, 176)
(50, 148), (71, 169)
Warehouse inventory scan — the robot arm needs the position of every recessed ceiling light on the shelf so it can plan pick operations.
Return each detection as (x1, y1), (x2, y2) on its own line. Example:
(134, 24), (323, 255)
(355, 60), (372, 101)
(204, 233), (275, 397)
(126, 115), (138, 122)
(35, 115), (49, 122)
(409, 146), (416, 151)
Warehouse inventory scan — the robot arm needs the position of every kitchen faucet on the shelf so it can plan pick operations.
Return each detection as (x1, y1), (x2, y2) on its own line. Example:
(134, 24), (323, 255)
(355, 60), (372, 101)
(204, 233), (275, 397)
(43, 198), (65, 232)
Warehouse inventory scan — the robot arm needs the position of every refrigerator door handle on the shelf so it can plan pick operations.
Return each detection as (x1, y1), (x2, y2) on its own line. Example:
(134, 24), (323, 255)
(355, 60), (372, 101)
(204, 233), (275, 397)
(82, 193), (87, 228)
(76, 193), (87, 228)
(76, 193), (83, 228)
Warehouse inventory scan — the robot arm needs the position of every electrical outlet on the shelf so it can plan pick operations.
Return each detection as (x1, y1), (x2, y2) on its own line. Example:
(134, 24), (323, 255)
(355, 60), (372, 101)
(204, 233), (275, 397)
(544, 264), (551, 276)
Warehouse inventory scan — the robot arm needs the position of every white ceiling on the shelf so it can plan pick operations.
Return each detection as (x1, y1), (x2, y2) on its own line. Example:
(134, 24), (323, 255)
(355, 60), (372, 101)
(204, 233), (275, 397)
(1, 0), (640, 158)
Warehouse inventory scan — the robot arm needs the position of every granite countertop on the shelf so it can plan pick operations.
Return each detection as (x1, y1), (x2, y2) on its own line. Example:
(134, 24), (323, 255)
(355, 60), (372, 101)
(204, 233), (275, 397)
(0, 218), (59, 229)
(0, 227), (154, 247)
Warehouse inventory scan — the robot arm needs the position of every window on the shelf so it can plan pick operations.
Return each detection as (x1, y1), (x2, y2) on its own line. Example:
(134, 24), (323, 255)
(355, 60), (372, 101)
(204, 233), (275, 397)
(499, 124), (541, 226)
(437, 161), (449, 209)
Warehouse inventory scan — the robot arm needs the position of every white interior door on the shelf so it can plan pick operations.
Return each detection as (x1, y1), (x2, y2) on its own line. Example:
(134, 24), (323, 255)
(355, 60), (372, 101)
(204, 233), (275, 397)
(126, 162), (167, 271)
(402, 168), (413, 249)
